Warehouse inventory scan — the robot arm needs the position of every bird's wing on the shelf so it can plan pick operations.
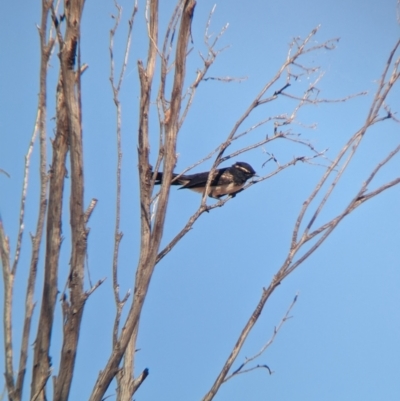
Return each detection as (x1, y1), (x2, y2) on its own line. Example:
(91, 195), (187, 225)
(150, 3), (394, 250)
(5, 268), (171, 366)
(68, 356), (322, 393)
(179, 168), (227, 189)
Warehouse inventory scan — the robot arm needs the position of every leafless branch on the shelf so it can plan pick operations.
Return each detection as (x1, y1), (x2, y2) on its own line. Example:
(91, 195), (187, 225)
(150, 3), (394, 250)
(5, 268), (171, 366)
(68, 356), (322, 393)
(397, 0), (400, 24)
(114, 1), (161, 397)
(202, 280), (281, 401)
(11, 110), (40, 276)
(31, 371), (51, 401)
(294, 39), (400, 248)
(108, 1), (140, 397)
(108, 0), (138, 344)
(0, 169), (11, 178)
(16, 1), (55, 397)
(164, 45), (351, 270)
(110, 0), (138, 95)
(156, 28), (350, 265)
(156, 0), (182, 137)
(281, 89), (368, 104)
(229, 363), (273, 377)
(52, 0), (90, 399)
(203, 75), (247, 83)
(195, 27), (335, 209)
(84, 278), (106, 299)
(84, 198), (98, 223)
(201, 36), (400, 401)
(156, 150), (327, 265)
(225, 293), (298, 382)
(285, 145), (400, 277)
(130, 368), (150, 395)
(88, 1), (200, 401)
(0, 218), (15, 397)
(179, 5), (230, 129)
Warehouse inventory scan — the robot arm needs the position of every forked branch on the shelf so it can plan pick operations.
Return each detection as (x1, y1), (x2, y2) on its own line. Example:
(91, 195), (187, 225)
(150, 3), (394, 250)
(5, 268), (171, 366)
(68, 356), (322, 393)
(201, 38), (400, 401)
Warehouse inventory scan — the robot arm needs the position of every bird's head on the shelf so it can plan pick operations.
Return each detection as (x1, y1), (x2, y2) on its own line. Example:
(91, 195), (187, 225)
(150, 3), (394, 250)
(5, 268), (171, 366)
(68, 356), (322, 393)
(232, 162), (257, 178)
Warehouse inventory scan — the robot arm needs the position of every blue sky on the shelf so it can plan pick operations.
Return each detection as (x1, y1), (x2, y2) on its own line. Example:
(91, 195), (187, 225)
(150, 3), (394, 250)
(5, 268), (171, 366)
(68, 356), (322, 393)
(1, 1), (400, 400)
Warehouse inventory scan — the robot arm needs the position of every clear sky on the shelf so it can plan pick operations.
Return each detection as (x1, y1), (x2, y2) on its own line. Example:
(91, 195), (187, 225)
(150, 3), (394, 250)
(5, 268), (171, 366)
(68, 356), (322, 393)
(1, 1), (400, 400)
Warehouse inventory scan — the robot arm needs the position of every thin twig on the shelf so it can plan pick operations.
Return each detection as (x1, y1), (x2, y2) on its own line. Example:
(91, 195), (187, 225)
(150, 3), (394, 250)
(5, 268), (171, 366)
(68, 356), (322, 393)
(109, 0), (138, 346)
(225, 293), (298, 382)
(12, 110), (41, 276)
(179, 5), (230, 129)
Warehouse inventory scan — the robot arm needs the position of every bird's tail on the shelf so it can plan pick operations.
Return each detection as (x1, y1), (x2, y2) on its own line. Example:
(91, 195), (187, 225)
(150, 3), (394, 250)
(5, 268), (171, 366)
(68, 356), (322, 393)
(154, 172), (182, 185)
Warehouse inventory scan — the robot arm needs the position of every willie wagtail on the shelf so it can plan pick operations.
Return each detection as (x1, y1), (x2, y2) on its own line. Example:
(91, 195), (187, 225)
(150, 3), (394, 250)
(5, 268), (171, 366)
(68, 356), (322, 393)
(155, 161), (257, 198)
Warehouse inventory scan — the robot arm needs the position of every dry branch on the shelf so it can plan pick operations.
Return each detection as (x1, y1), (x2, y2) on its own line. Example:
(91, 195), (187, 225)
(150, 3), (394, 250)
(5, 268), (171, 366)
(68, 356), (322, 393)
(15, 2), (55, 396)
(53, 0), (89, 399)
(31, 1), (71, 399)
(107, 0), (140, 398)
(155, 28), (344, 265)
(201, 281), (281, 401)
(225, 293), (298, 382)
(0, 218), (14, 398)
(201, 38), (400, 401)
(90, 1), (198, 400)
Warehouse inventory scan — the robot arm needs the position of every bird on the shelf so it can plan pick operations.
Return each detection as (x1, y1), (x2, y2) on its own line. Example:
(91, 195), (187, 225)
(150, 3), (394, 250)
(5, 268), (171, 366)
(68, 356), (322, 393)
(154, 161), (257, 199)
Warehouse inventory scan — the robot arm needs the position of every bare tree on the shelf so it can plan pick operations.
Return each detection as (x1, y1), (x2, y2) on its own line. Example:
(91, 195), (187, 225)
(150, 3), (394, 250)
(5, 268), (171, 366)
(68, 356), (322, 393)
(1, 1), (399, 401)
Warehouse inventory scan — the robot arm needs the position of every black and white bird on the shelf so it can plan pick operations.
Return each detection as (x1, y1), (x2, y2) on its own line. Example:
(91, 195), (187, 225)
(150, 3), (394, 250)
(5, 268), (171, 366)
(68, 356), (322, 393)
(155, 161), (257, 199)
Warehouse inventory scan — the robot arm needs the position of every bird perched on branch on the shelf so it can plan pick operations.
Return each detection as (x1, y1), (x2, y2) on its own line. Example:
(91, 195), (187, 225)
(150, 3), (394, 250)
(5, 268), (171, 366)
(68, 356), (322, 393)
(155, 161), (257, 199)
